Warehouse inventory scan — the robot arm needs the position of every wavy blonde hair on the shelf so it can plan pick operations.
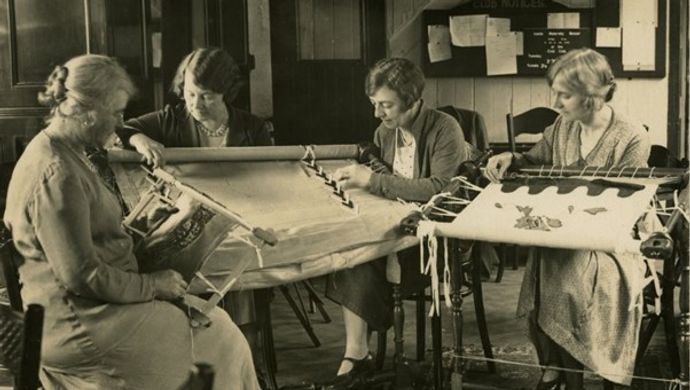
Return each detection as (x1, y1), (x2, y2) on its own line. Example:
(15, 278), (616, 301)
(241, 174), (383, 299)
(546, 48), (616, 112)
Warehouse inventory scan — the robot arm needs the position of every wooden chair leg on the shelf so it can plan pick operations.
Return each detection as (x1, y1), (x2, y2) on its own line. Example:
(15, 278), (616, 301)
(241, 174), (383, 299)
(301, 280), (331, 323)
(494, 252), (505, 283)
(471, 249), (496, 373)
(415, 295), (426, 362)
(431, 312), (443, 390)
(255, 289), (278, 390)
(374, 330), (387, 371)
(511, 246), (519, 270)
(278, 285), (321, 347)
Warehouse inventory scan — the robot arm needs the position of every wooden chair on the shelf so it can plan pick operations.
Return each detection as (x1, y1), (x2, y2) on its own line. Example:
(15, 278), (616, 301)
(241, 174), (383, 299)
(376, 146), (496, 390)
(0, 225), (44, 390)
(497, 107), (560, 282)
(506, 106), (559, 154)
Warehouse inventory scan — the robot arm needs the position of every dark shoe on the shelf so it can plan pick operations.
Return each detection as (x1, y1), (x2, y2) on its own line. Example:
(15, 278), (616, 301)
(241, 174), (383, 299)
(535, 370), (562, 390)
(320, 354), (375, 390)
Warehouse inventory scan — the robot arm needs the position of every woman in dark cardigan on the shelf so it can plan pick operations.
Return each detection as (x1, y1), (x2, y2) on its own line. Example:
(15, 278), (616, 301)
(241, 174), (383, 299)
(117, 47), (271, 164)
(319, 58), (470, 390)
(116, 47), (272, 381)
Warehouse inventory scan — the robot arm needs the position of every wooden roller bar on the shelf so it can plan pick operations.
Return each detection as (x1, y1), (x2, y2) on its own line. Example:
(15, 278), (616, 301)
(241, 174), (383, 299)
(518, 165), (688, 181)
(107, 144), (363, 163)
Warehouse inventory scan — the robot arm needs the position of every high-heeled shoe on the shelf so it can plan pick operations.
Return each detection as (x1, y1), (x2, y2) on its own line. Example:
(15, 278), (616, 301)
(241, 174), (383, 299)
(320, 354), (375, 390)
(535, 370), (562, 390)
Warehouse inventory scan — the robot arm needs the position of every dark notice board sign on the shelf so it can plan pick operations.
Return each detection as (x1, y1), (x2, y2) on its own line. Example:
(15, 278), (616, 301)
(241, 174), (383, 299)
(521, 28), (590, 74)
(422, 0), (665, 78)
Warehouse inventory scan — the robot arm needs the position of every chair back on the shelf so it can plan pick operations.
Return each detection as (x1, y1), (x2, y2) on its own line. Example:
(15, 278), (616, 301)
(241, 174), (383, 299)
(0, 303), (43, 390)
(437, 105), (490, 152)
(0, 224), (43, 390)
(648, 144), (687, 168)
(506, 107), (559, 153)
(0, 225), (23, 312)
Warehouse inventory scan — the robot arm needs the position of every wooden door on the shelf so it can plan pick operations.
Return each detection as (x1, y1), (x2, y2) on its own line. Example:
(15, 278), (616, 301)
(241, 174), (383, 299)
(269, 0), (386, 145)
(0, 0), (155, 214)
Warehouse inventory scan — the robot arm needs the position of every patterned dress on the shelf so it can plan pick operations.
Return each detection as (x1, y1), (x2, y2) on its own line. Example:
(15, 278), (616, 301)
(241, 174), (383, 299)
(516, 109), (651, 385)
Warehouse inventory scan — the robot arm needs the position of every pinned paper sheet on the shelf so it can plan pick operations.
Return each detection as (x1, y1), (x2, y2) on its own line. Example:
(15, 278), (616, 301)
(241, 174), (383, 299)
(596, 27), (621, 48)
(428, 25), (451, 44)
(449, 14), (488, 47)
(428, 41), (452, 63)
(621, 0), (657, 27)
(547, 12), (580, 29)
(486, 17), (510, 35)
(515, 31), (524, 55)
(428, 24), (452, 63)
(486, 32), (517, 76)
(622, 25), (655, 71)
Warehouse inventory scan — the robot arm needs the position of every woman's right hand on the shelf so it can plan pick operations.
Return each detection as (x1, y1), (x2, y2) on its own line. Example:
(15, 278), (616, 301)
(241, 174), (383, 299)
(129, 133), (165, 168)
(151, 269), (188, 301)
(484, 152), (514, 183)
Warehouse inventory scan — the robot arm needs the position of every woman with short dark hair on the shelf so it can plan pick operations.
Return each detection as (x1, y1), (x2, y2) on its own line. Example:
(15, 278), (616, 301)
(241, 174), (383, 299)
(117, 47), (272, 167)
(314, 57), (469, 390)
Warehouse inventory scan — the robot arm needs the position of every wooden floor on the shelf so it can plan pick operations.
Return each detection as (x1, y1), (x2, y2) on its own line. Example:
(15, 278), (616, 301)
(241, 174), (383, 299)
(0, 266), (677, 389)
(271, 267), (677, 390)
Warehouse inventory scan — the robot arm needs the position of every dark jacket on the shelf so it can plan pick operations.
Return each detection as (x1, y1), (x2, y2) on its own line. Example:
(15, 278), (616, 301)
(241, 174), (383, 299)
(118, 103), (272, 147)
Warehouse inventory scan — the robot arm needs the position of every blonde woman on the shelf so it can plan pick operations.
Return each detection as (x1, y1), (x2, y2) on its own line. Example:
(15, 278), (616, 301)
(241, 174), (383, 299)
(485, 48), (650, 389)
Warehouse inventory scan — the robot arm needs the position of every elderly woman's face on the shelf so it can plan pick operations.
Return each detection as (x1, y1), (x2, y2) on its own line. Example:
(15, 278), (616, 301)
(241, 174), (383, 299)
(93, 89), (127, 147)
(183, 71), (226, 123)
(369, 86), (417, 130)
(551, 73), (588, 122)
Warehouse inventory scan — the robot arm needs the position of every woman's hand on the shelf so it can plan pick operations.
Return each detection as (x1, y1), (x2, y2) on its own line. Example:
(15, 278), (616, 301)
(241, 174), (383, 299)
(129, 133), (165, 168)
(332, 164), (372, 190)
(151, 269), (188, 301)
(484, 152), (514, 183)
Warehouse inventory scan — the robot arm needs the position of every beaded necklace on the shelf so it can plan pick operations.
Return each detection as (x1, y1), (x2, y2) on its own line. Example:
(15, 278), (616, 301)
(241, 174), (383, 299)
(195, 120), (229, 137)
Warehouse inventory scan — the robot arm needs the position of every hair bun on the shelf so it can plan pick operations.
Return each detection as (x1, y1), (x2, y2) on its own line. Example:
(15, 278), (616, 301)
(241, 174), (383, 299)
(38, 65), (69, 107)
(605, 81), (617, 102)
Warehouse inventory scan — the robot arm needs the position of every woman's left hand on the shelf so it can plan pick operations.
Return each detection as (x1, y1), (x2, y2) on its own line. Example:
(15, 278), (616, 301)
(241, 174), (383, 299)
(129, 133), (165, 168)
(332, 164), (372, 190)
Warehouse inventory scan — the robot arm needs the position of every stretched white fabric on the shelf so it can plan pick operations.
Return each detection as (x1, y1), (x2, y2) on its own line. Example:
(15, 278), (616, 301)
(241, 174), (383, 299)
(417, 178), (658, 254)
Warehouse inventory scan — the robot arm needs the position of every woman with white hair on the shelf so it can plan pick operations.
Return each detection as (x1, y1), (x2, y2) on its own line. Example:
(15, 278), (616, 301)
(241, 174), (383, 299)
(3, 54), (260, 390)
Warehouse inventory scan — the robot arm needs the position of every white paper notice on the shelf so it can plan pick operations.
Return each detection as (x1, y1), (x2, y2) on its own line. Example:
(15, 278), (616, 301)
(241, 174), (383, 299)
(547, 13), (580, 29)
(428, 25), (451, 44)
(621, 0), (657, 27)
(516, 31), (524, 55)
(622, 25), (655, 71)
(428, 24), (452, 63)
(486, 32), (517, 76)
(449, 14), (488, 47)
(486, 17), (511, 35)
(596, 27), (621, 48)
(428, 42), (452, 63)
